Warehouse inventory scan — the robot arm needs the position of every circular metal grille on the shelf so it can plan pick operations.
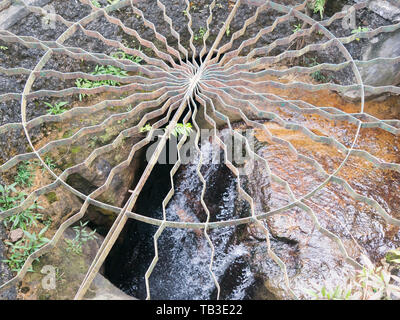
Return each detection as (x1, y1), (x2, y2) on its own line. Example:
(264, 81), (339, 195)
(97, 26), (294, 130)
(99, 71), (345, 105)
(0, 0), (399, 300)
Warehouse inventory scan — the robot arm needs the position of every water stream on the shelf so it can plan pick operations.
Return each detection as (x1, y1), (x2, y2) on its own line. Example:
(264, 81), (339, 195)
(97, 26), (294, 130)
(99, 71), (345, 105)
(105, 137), (262, 300)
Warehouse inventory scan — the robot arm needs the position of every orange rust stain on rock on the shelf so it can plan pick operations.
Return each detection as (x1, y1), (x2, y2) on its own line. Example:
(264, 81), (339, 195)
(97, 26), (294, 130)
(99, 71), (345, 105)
(250, 71), (400, 165)
(251, 71), (400, 120)
(255, 122), (346, 173)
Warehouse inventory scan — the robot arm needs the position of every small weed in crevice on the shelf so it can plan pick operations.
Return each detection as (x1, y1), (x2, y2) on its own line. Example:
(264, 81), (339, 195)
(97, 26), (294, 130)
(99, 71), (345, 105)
(76, 64), (127, 101)
(42, 156), (57, 172)
(304, 57), (328, 83)
(45, 101), (68, 115)
(3, 201), (43, 230)
(111, 49), (143, 64)
(65, 221), (98, 255)
(139, 123), (152, 133)
(139, 122), (193, 138)
(351, 26), (370, 41)
(0, 183), (25, 211)
(171, 123), (193, 138)
(91, 0), (101, 8)
(0, 180), (49, 272)
(305, 254), (400, 300)
(313, 0), (327, 19)
(15, 161), (34, 187)
(3, 226), (50, 272)
(292, 23), (302, 33)
(76, 48), (142, 101)
(194, 27), (206, 41)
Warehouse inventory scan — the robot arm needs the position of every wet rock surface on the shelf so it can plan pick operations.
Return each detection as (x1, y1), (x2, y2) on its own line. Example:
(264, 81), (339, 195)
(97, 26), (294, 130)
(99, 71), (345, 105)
(87, 273), (136, 300)
(0, 0), (52, 30)
(0, 0), (400, 301)
(344, 29), (400, 101)
(244, 118), (400, 298)
(19, 226), (131, 300)
(354, 0), (400, 22)
(9, 228), (24, 243)
(0, 225), (17, 300)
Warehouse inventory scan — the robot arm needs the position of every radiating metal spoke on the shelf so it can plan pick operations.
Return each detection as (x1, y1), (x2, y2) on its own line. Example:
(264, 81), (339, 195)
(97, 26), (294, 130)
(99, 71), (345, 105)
(0, 0), (399, 301)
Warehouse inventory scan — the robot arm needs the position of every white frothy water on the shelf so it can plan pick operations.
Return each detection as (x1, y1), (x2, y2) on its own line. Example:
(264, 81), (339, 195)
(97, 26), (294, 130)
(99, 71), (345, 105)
(129, 138), (255, 299)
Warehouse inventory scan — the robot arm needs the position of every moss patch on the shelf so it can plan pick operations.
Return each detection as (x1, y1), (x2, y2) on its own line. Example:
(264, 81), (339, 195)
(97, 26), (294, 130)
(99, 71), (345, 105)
(62, 129), (74, 139)
(70, 146), (81, 154)
(45, 192), (58, 204)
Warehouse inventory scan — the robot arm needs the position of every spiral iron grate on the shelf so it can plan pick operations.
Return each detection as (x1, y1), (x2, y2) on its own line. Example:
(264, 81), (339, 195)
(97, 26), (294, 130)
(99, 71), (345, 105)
(0, 0), (399, 299)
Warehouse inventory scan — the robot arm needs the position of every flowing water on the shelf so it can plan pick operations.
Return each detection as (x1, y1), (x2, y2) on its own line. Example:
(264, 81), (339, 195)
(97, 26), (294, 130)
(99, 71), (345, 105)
(105, 138), (262, 300)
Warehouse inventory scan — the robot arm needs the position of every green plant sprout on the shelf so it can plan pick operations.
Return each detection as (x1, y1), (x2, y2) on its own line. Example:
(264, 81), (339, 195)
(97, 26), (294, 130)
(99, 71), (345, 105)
(15, 161), (34, 187)
(65, 221), (98, 255)
(386, 249), (400, 264)
(4, 201), (43, 230)
(224, 23), (231, 36)
(311, 70), (326, 82)
(313, 0), (326, 19)
(355, 256), (400, 299)
(304, 57), (327, 82)
(139, 123), (152, 133)
(42, 156), (57, 172)
(140, 123), (193, 137)
(306, 286), (353, 300)
(111, 49), (143, 64)
(55, 267), (66, 284)
(3, 226), (50, 272)
(91, 0), (101, 8)
(351, 26), (369, 41)
(171, 123), (193, 137)
(306, 254), (400, 300)
(0, 46), (8, 51)
(89, 136), (100, 148)
(107, 0), (120, 5)
(43, 216), (53, 228)
(292, 23), (302, 33)
(194, 27), (206, 41)
(45, 101), (68, 115)
(76, 64), (128, 101)
(93, 64), (128, 78)
(0, 183), (25, 211)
